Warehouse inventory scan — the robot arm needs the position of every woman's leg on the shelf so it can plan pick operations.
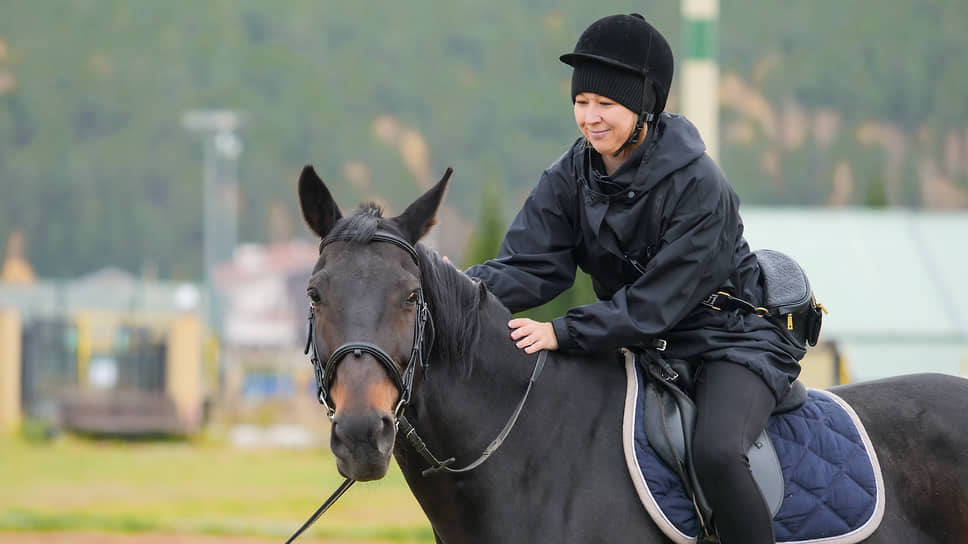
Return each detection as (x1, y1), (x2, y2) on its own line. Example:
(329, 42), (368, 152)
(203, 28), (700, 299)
(692, 361), (777, 544)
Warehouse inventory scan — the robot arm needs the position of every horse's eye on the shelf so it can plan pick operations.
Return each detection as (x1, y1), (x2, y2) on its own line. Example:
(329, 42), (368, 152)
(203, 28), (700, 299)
(406, 290), (420, 304)
(308, 288), (322, 305)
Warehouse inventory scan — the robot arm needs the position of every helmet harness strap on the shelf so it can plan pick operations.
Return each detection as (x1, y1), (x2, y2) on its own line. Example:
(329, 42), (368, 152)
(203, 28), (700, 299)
(611, 75), (655, 158)
(612, 29), (657, 159)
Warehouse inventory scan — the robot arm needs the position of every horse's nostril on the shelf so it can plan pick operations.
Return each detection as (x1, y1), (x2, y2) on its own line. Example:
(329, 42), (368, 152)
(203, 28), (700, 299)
(331, 412), (396, 455)
(375, 414), (397, 455)
(381, 414), (395, 433)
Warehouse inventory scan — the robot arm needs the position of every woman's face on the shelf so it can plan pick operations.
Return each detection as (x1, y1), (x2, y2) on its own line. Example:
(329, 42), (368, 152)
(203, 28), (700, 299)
(573, 92), (638, 157)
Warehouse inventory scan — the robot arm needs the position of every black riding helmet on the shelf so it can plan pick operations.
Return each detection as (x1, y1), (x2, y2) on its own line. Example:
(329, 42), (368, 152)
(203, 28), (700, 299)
(560, 13), (674, 156)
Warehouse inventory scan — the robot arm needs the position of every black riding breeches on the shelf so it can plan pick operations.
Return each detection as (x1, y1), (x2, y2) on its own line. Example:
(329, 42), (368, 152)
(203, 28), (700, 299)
(693, 361), (778, 544)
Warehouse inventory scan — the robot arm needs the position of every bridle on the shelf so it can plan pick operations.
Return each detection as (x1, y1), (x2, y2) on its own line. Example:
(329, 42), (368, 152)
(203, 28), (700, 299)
(286, 228), (547, 544)
(304, 230), (433, 420)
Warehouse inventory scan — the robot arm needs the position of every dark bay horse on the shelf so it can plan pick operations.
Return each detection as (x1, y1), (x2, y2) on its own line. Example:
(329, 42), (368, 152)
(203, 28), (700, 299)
(297, 164), (968, 543)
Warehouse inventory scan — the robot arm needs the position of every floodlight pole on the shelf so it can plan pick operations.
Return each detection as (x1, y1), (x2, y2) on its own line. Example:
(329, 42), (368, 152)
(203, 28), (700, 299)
(682, 0), (719, 162)
(181, 110), (245, 334)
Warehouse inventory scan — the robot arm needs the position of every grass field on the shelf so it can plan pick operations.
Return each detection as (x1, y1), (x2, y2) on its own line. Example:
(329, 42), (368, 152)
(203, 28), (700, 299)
(0, 434), (431, 543)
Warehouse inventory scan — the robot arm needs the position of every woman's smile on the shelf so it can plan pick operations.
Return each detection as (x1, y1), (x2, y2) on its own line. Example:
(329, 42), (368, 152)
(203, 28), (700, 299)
(574, 91), (644, 171)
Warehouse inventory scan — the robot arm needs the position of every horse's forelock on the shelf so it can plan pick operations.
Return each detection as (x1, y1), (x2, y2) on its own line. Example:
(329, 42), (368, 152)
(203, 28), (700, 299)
(325, 202), (387, 243)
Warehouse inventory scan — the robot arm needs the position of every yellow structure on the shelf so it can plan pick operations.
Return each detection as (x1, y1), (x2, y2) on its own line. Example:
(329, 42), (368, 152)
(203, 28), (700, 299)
(166, 315), (204, 429)
(0, 310), (21, 433)
(1, 230), (36, 283)
(798, 342), (847, 388)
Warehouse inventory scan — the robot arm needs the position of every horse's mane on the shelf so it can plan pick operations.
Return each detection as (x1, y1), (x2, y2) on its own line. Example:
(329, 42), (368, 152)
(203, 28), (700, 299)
(415, 245), (483, 377)
(328, 203), (483, 377)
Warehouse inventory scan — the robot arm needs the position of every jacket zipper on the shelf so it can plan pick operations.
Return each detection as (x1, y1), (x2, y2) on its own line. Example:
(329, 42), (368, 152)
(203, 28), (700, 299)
(624, 254), (648, 276)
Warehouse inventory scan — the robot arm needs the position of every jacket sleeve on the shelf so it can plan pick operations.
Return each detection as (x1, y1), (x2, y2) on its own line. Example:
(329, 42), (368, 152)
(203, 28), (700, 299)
(465, 167), (579, 314)
(552, 168), (739, 352)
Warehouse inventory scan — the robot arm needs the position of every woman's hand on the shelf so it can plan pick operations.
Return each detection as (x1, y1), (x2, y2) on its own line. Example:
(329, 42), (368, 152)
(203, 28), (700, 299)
(508, 318), (559, 354)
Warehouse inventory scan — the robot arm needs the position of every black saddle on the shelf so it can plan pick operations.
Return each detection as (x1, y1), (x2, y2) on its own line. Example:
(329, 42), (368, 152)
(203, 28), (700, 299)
(640, 354), (806, 536)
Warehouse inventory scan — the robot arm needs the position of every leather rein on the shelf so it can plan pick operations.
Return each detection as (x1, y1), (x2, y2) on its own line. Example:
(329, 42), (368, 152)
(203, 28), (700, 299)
(285, 229), (547, 543)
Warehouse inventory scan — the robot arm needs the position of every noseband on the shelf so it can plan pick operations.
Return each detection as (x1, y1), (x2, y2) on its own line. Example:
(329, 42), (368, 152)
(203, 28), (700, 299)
(304, 230), (433, 418)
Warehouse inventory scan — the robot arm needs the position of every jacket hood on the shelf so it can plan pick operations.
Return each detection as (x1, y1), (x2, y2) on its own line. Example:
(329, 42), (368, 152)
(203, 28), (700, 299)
(632, 113), (707, 192)
(569, 113), (707, 194)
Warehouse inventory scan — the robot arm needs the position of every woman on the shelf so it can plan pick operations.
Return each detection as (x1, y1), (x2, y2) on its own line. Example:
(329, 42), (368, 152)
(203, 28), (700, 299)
(465, 13), (805, 544)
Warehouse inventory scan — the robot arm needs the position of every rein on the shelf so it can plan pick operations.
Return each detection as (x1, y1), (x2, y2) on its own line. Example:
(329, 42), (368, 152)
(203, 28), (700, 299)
(398, 350), (547, 477)
(286, 230), (548, 543)
(282, 478), (354, 544)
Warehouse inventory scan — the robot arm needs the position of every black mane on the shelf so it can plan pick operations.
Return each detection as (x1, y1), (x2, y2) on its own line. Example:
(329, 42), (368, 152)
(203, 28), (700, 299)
(415, 245), (484, 377)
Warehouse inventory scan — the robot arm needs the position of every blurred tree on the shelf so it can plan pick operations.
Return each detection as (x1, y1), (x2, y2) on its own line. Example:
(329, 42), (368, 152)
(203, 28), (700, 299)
(462, 181), (506, 270)
(462, 178), (596, 323)
(0, 1), (966, 279)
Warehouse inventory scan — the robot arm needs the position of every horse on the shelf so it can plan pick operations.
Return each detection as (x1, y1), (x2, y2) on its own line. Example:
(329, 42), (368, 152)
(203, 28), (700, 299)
(296, 164), (968, 543)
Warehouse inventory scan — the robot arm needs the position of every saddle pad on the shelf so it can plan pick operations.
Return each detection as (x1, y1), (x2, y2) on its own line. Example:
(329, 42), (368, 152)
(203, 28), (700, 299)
(622, 357), (886, 544)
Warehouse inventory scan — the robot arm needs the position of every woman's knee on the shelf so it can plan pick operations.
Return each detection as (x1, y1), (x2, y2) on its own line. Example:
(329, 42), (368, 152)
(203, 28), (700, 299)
(692, 439), (749, 482)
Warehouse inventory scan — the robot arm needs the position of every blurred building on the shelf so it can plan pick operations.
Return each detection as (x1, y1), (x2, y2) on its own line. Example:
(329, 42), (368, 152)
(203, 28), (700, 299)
(0, 270), (208, 435)
(742, 207), (968, 384)
(213, 240), (317, 349)
(210, 240), (323, 434)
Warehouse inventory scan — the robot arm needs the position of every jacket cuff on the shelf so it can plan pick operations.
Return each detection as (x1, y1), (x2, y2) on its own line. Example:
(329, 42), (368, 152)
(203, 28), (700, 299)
(552, 317), (578, 351)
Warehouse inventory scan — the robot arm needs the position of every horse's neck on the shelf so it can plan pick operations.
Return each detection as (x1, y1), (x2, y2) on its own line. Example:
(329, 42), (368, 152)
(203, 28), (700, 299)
(397, 302), (538, 525)
(397, 305), (651, 541)
(410, 299), (531, 450)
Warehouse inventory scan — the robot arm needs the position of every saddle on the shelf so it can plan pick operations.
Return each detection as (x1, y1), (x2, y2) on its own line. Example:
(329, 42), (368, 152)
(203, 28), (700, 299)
(640, 352), (806, 535)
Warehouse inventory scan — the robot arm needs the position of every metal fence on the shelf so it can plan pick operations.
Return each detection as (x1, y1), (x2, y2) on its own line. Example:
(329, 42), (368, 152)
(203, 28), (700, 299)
(20, 318), (77, 421)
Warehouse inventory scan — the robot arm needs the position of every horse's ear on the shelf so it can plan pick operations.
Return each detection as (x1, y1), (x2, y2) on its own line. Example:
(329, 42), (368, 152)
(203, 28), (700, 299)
(392, 167), (453, 244)
(298, 165), (342, 238)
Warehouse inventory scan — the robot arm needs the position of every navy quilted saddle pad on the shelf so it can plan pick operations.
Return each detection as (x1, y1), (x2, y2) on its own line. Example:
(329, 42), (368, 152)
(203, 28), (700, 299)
(622, 358), (885, 544)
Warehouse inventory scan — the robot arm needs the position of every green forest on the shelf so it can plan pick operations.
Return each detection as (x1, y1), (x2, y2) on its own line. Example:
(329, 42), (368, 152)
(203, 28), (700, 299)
(1, 0), (966, 282)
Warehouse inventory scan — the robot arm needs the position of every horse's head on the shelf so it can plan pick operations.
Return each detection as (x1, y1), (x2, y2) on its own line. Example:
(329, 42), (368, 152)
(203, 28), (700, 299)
(298, 165), (451, 481)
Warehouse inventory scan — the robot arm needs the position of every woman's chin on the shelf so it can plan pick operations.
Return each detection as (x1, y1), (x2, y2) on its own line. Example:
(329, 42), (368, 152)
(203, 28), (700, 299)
(589, 142), (618, 156)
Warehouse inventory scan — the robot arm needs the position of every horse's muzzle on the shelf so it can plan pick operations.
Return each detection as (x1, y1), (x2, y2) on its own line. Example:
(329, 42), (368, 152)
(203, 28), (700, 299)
(330, 410), (396, 481)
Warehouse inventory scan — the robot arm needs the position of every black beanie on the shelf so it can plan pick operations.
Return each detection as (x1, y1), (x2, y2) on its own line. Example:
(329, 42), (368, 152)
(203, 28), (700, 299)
(561, 13), (673, 118)
(570, 61), (653, 115)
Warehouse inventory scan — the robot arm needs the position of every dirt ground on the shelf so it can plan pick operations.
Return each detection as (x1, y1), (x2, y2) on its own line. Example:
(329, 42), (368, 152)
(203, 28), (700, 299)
(0, 533), (396, 544)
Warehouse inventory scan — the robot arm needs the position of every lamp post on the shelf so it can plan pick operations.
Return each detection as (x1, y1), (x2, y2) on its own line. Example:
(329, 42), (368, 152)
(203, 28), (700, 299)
(181, 110), (245, 333)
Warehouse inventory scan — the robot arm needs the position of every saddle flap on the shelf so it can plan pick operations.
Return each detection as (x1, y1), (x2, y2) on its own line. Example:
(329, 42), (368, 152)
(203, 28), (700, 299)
(643, 381), (689, 472)
(749, 430), (784, 518)
(642, 358), (782, 528)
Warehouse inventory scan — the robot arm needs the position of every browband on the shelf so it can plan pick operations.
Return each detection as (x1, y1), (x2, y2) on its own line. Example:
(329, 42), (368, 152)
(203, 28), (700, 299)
(320, 231), (420, 266)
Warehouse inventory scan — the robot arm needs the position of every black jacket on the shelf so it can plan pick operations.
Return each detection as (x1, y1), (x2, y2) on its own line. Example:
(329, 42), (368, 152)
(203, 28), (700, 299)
(466, 114), (803, 400)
